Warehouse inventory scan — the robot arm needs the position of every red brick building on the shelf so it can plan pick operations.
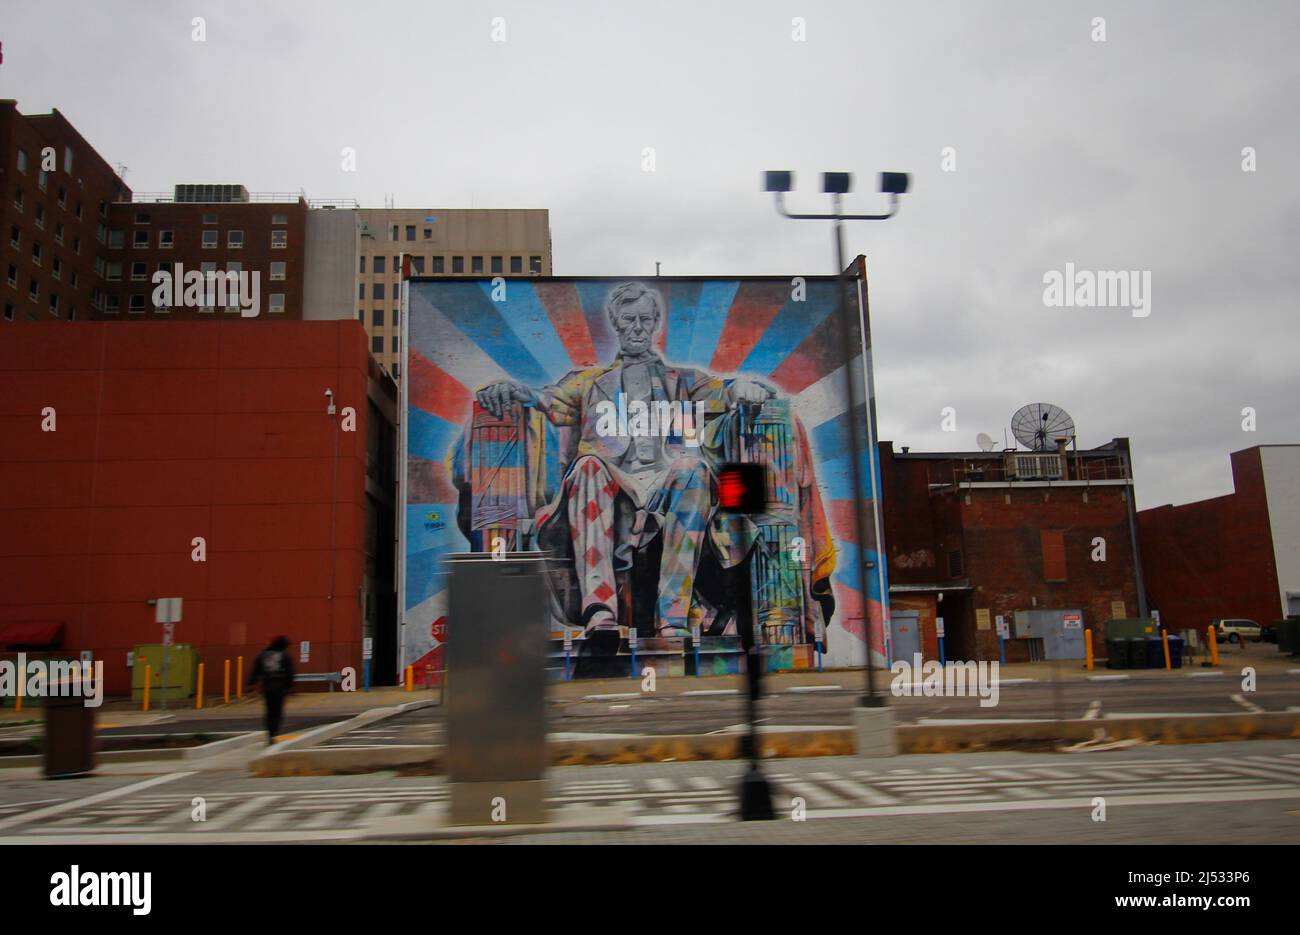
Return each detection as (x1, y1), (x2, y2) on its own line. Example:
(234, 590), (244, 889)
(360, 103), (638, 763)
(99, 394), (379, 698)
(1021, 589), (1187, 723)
(1138, 445), (1300, 633)
(880, 439), (1146, 663)
(100, 188), (308, 320)
(0, 320), (398, 696)
(1, 102), (132, 325)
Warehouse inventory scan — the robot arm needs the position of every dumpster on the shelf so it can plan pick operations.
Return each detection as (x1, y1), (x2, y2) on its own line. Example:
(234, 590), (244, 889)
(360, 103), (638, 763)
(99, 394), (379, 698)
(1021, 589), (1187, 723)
(1167, 634), (1184, 669)
(44, 691), (95, 778)
(1105, 637), (1129, 669)
(1146, 636), (1166, 669)
(1127, 637), (1148, 669)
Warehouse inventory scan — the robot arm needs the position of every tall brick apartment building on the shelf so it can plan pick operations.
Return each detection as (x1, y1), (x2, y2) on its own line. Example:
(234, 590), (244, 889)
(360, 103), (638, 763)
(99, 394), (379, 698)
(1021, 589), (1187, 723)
(880, 439), (1146, 663)
(1, 102), (132, 324)
(97, 186), (308, 319)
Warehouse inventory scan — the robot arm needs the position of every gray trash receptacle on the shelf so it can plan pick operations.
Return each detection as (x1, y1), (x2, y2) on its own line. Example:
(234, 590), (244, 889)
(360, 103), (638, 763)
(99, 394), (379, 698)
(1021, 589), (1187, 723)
(44, 691), (95, 779)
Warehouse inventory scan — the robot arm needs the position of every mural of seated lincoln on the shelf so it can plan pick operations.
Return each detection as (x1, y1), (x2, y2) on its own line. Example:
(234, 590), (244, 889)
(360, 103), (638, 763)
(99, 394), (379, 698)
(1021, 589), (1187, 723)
(458, 281), (835, 656)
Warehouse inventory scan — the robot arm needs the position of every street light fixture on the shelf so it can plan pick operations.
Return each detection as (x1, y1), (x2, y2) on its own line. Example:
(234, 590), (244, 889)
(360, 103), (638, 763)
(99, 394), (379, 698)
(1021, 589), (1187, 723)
(762, 167), (909, 711)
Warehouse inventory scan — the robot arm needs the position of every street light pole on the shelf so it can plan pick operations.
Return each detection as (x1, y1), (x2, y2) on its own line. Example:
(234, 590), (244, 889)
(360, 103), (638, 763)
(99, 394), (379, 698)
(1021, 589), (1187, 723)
(763, 170), (909, 708)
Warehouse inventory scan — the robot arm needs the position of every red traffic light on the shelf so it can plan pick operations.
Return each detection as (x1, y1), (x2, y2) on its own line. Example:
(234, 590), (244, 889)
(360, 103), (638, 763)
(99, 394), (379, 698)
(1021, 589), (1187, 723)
(717, 463), (766, 514)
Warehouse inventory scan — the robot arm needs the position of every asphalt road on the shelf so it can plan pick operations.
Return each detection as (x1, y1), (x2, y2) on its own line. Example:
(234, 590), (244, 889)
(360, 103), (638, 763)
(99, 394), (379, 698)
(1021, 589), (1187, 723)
(0, 740), (1296, 844)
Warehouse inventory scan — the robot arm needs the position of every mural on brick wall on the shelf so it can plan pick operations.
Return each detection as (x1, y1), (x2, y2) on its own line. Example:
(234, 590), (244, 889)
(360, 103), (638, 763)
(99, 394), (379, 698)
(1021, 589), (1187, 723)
(400, 278), (888, 680)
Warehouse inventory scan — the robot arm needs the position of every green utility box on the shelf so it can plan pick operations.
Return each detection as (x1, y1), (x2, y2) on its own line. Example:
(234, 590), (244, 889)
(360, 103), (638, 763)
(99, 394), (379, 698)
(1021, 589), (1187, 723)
(1105, 618), (1158, 641)
(131, 644), (199, 703)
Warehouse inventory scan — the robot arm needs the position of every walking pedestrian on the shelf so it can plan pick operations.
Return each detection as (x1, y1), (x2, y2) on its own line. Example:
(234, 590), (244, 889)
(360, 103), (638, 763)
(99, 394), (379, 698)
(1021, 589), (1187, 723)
(248, 636), (295, 744)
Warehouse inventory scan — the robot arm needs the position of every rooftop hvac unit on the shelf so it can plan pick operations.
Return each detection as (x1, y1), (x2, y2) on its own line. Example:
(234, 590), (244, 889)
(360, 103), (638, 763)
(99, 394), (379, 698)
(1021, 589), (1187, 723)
(1005, 452), (1063, 480)
(173, 184), (249, 203)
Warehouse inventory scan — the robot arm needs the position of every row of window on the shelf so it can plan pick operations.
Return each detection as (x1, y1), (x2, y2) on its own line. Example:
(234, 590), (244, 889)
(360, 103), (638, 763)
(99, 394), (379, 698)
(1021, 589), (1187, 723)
(8, 255), (80, 289)
(100, 293), (288, 314)
(101, 260), (287, 282)
(4, 269), (77, 319)
(359, 255), (544, 276)
(102, 229), (288, 249)
(371, 336), (401, 353)
(360, 309), (402, 327)
(133, 210), (290, 226)
(14, 183), (86, 219)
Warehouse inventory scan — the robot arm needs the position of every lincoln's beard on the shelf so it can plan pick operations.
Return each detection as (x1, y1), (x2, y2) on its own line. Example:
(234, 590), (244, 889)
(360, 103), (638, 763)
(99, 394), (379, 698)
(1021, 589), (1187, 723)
(616, 330), (657, 361)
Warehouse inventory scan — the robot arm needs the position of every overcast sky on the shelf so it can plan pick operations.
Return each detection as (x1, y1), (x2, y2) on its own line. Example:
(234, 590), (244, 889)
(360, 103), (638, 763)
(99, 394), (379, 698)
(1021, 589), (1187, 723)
(4, 1), (1297, 508)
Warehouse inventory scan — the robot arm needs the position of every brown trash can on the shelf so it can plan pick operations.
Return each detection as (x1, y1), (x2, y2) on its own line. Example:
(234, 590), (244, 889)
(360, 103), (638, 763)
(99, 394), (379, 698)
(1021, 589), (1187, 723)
(43, 691), (95, 779)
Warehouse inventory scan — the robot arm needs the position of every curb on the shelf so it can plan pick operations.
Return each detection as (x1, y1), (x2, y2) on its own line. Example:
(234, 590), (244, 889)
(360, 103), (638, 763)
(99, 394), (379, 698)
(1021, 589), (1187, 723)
(248, 698), (437, 774)
(247, 711), (1300, 775)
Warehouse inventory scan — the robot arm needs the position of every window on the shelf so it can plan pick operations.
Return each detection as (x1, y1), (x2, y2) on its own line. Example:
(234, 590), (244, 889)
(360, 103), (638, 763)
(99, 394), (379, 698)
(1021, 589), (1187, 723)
(31, 242), (42, 266)
(373, 256), (386, 275)
(272, 212), (288, 225)
(270, 261), (286, 280)
(271, 230), (287, 248)
(54, 222), (64, 244)
(372, 336), (383, 353)
(203, 213), (218, 225)
(491, 256), (503, 274)
(98, 224), (108, 245)
(38, 170), (48, 192)
(133, 230), (149, 248)
(373, 283), (385, 300)
(105, 295), (120, 314)
(373, 309), (385, 326)
(202, 230), (218, 248)
(411, 257), (424, 275)
(392, 362), (400, 379)
(6, 264), (15, 287)
(357, 309), (364, 321)
(1041, 530), (1067, 582)
(109, 230), (124, 249)
(129, 295), (146, 313)
(3, 303), (13, 322)
(68, 305), (76, 321)
(228, 230), (244, 248)
(34, 205), (45, 229)
(131, 262), (147, 281)
(49, 293), (59, 315)
(391, 336), (399, 352)
(269, 293), (285, 313)
(423, 227), (432, 239)
(405, 225), (415, 241)
(14, 188), (24, 211)
(16, 150), (28, 174)
(9, 226), (18, 248)
(134, 211), (150, 224)
(76, 202), (83, 220)
(432, 256), (445, 274)
(73, 236), (80, 255)
(391, 225), (399, 241)
(510, 256), (522, 274)
(947, 550), (964, 578)
(63, 145), (74, 173)
(358, 284), (365, 300)
(106, 261), (121, 281)
(452, 256), (464, 274)
(29, 279), (39, 301)
(471, 256), (484, 274)
(70, 271), (78, 289)
(393, 309), (400, 327)
(57, 187), (66, 209)
(529, 256), (542, 274)
(392, 255), (400, 272)
(52, 257), (62, 280)
(159, 230), (174, 248)
(226, 261), (242, 275)
(359, 256), (366, 274)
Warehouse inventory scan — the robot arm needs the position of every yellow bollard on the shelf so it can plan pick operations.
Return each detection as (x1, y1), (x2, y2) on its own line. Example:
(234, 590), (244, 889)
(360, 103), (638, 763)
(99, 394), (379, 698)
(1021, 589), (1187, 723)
(142, 664), (152, 712)
(223, 659), (230, 704)
(196, 662), (205, 709)
(1208, 626), (1219, 666)
(1161, 631), (1171, 670)
(236, 655), (244, 700)
(1084, 628), (1094, 670)
(404, 665), (413, 692)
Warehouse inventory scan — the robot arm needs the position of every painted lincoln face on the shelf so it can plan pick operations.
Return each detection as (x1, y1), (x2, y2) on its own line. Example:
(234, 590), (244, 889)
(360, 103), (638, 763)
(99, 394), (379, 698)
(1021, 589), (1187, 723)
(611, 296), (660, 356)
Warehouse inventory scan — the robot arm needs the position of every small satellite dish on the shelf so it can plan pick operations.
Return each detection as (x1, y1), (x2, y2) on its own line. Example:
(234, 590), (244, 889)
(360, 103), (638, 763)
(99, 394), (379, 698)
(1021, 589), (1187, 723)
(976, 433), (996, 452)
(1011, 403), (1076, 451)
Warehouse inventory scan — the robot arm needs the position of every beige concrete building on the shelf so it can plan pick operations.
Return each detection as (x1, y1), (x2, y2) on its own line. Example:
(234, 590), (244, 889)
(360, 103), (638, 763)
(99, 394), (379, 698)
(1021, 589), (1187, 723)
(304, 207), (553, 379)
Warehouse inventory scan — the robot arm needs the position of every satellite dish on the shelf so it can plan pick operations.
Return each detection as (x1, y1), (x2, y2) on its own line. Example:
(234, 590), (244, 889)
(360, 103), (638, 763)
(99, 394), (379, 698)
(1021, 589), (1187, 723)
(976, 433), (996, 452)
(1011, 403), (1076, 451)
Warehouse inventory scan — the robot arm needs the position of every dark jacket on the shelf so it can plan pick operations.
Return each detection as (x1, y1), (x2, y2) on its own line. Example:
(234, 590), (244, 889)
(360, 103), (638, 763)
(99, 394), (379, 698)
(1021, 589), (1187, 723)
(249, 648), (295, 693)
